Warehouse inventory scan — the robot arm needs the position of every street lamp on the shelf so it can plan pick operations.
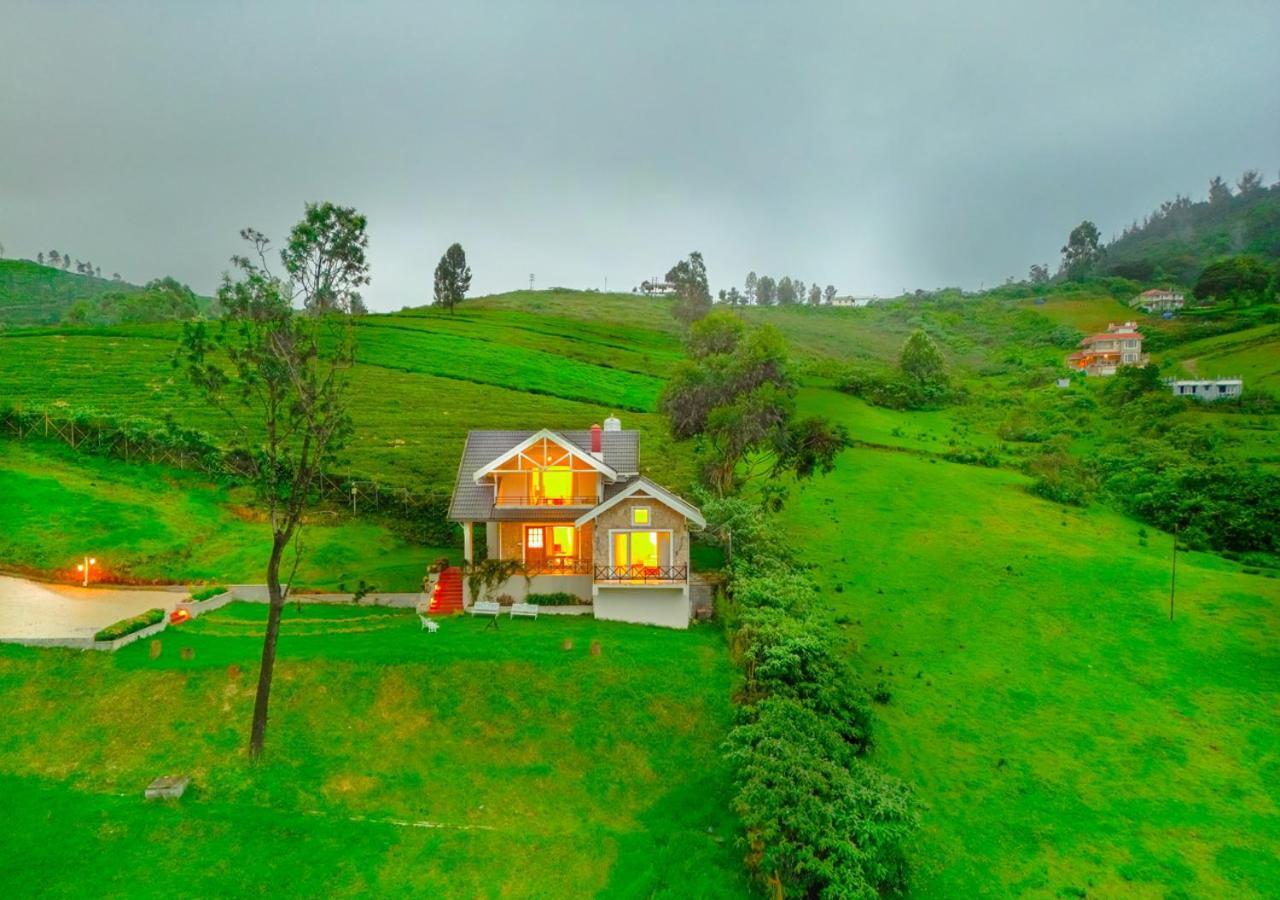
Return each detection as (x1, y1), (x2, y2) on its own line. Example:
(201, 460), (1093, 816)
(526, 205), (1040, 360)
(76, 556), (97, 587)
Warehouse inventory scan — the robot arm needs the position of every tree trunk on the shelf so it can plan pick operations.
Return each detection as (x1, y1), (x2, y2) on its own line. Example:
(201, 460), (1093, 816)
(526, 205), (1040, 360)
(249, 532), (289, 759)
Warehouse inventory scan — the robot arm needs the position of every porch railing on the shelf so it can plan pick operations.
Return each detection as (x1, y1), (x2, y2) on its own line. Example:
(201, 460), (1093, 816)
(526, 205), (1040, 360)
(525, 559), (593, 576)
(493, 495), (597, 507)
(594, 565), (688, 584)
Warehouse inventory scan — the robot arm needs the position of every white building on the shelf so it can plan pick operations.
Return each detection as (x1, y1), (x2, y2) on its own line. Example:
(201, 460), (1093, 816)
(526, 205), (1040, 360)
(1134, 289), (1185, 313)
(1168, 378), (1243, 401)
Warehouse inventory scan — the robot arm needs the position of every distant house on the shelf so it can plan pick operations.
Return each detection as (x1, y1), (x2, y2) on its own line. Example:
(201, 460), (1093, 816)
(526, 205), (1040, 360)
(1066, 321), (1148, 376)
(1168, 377), (1243, 401)
(1134, 288), (1184, 314)
(439, 417), (706, 629)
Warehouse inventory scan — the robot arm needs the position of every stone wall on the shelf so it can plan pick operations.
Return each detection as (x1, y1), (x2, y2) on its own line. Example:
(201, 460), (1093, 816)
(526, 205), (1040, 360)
(591, 496), (690, 571)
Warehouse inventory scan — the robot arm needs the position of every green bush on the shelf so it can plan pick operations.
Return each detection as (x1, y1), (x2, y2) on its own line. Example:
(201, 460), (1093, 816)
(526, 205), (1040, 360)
(725, 698), (917, 899)
(190, 585), (228, 602)
(525, 592), (582, 606)
(94, 608), (165, 642)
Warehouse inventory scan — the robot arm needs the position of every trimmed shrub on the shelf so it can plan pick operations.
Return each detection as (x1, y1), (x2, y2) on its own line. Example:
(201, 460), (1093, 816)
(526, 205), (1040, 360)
(94, 608), (164, 642)
(526, 592), (583, 606)
(190, 585), (228, 602)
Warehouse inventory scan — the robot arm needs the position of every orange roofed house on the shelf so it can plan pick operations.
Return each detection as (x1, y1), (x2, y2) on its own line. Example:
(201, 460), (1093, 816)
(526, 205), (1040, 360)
(1067, 321), (1148, 376)
(437, 416), (706, 629)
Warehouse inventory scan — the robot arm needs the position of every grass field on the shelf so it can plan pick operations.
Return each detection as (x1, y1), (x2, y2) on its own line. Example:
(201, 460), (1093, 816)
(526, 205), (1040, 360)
(0, 441), (445, 590)
(0, 605), (745, 897)
(774, 414), (1280, 897)
(1162, 323), (1280, 389)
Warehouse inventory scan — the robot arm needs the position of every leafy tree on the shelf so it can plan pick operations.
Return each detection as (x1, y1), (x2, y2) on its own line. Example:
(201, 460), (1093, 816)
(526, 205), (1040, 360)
(793, 280), (806, 305)
(660, 320), (849, 493)
(723, 286), (744, 309)
(433, 242), (472, 314)
(1028, 263), (1050, 284)
(1208, 176), (1232, 205)
(1237, 169), (1264, 195)
(37, 252), (44, 265)
(756, 274), (777, 307)
(808, 284), (822, 305)
(666, 250), (712, 324)
(823, 284), (836, 304)
(61, 254), (70, 270)
(744, 271), (758, 305)
(1194, 254), (1274, 306)
(48, 250), (60, 268)
(776, 276), (798, 305)
(175, 204), (366, 759)
(284, 203), (370, 315)
(1059, 220), (1101, 279)
(899, 329), (946, 386)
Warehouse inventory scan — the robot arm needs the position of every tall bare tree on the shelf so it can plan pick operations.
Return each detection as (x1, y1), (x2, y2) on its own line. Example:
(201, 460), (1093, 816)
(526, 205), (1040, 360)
(176, 202), (366, 758)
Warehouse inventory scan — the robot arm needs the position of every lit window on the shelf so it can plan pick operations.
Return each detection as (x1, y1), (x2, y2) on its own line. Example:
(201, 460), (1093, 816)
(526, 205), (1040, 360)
(631, 506), (651, 526)
(526, 529), (544, 548)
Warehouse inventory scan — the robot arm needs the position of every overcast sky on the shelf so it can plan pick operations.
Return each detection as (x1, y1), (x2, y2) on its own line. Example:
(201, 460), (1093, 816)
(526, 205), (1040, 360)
(2, 1), (1278, 308)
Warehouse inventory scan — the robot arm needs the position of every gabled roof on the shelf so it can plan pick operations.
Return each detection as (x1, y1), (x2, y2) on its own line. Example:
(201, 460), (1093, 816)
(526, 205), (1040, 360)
(472, 428), (617, 483)
(448, 429), (639, 522)
(573, 476), (706, 529)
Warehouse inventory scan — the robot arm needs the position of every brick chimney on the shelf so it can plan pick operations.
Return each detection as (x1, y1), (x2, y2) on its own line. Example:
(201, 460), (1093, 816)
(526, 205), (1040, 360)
(590, 423), (602, 458)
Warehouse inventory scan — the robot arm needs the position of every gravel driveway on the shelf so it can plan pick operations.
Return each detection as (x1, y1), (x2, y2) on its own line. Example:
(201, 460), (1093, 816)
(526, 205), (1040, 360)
(0, 575), (182, 640)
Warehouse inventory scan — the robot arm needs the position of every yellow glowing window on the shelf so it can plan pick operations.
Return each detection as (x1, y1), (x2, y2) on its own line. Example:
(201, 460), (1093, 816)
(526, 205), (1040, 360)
(539, 468), (573, 503)
(612, 530), (670, 571)
(550, 526), (575, 556)
(631, 506), (651, 526)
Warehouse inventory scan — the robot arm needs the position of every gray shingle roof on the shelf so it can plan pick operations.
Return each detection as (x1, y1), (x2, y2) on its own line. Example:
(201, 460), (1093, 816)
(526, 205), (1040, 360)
(448, 429), (640, 522)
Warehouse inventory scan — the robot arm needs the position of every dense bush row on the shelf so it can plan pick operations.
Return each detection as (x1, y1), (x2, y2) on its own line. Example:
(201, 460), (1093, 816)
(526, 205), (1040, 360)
(190, 586), (228, 602)
(94, 608), (164, 642)
(708, 495), (918, 898)
(525, 592), (582, 606)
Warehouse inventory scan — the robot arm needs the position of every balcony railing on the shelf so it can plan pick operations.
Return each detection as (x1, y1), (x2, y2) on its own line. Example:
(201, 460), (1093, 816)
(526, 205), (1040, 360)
(594, 565), (688, 584)
(525, 559), (593, 576)
(493, 495), (597, 507)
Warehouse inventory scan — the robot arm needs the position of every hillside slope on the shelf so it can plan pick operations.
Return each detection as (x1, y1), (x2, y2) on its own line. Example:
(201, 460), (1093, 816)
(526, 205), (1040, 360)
(1099, 180), (1280, 284)
(0, 259), (141, 327)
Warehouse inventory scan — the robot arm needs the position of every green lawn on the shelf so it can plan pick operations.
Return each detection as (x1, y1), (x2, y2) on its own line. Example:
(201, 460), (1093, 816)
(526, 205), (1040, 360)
(0, 604), (745, 898)
(0, 441), (446, 590)
(776, 440), (1280, 897)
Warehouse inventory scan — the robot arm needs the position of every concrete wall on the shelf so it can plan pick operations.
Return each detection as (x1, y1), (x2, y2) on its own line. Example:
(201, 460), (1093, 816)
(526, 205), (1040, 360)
(593, 585), (690, 629)
(228, 585), (425, 608)
(591, 496), (690, 570)
(489, 573), (592, 603)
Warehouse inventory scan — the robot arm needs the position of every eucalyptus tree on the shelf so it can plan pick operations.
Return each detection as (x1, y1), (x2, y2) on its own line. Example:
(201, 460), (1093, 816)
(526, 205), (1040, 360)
(176, 201), (367, 758)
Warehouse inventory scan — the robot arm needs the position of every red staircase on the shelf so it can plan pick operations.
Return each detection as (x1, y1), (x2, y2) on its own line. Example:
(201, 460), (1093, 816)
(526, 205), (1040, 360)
(428, 566), (464, 615)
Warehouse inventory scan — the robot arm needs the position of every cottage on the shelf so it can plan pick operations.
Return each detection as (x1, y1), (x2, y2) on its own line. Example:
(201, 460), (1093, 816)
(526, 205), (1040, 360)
(1168, 377), (1243, 401)
(1066, 321), (1148, 376)
(440, 417), (705, 628)
(1133, 288), (1185, 314)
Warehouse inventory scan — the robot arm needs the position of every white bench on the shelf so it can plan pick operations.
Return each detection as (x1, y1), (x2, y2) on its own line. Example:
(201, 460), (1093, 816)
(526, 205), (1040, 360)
(509, 602), (539, 619)
(418, 614), (439, 633)
(468, 600), (501, 617)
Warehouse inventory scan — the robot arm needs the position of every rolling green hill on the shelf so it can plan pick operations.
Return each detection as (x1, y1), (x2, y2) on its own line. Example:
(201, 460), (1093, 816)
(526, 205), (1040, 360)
(0, 259), (142, 327)
(1, 285), (1277, 896)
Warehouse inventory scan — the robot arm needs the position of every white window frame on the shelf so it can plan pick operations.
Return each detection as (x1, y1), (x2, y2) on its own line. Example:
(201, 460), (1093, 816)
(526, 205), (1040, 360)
(608, 528), (672, 569)
(630, 505), (652, 526)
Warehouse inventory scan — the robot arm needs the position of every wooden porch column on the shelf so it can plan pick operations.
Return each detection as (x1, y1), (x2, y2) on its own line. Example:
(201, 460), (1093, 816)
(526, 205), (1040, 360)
(463, 521), (474, 563)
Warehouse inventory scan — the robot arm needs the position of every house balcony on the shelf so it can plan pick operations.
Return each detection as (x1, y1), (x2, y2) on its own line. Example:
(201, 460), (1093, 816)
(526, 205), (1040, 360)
(493, 495), (597, 508)
(594, 564), (689, 584)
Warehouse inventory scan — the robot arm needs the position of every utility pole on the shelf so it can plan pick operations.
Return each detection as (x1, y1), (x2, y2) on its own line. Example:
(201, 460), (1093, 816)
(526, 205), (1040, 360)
(528, 273), (535, 291)
(1169, 523), (1178, 621)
